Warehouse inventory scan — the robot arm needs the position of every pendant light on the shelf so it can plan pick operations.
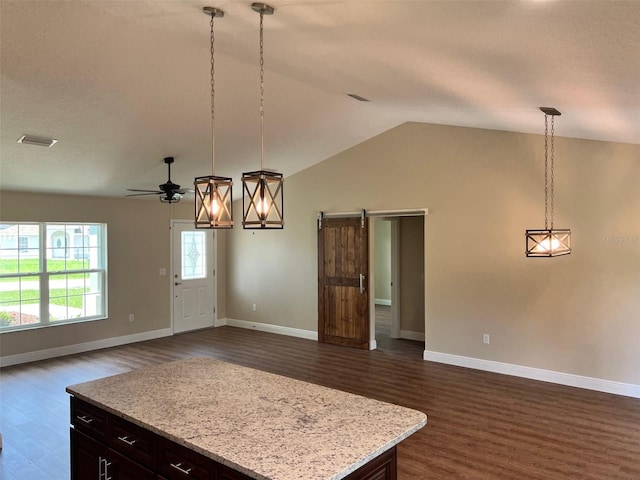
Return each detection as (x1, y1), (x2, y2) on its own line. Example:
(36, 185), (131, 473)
(242, 3), (284, 229)
(525, 107), (571, 257)
(195, 7), (233, 229)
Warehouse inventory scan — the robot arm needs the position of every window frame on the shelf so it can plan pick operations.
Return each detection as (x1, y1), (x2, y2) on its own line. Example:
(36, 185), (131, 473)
(0, 222), (108, 333)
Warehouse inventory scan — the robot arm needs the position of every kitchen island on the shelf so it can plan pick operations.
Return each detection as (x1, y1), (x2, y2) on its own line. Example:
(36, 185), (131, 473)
(67, 357), (427, 480)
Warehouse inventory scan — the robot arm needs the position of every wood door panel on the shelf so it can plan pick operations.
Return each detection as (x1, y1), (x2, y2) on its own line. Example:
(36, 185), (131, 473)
(318, 216), (369, 349)
(322, 285), (368, 339)
(330, 222), (358, 278)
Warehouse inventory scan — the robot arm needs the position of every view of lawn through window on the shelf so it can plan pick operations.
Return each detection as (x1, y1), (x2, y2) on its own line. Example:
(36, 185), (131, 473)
(0, 223), (107, 331)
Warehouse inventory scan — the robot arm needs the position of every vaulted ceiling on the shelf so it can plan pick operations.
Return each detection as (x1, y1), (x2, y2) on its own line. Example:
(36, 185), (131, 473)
(1, 0), (638, 198)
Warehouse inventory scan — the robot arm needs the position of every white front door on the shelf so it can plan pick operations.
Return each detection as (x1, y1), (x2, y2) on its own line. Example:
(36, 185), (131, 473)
(171, 220), (215, 333)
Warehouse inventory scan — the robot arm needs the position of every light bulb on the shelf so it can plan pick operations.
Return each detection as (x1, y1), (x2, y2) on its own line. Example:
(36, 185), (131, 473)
(534, 236), (561, 253)
(256, 197), (270, 217)
(210, 194), (220, 216)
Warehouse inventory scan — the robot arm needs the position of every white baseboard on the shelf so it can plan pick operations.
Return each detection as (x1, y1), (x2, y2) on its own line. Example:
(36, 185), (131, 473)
(225, 318), (318, 341)
(0, 328), (173, 368)
(375, 298), (392, 306)
(400, 330), (424, 342)
(423, 350), (640, 399)
(214, 317), (228, 327)
(9, 322), (633, 399)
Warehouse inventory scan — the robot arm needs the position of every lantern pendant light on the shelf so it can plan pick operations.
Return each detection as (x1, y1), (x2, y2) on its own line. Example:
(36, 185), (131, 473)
(525, 107), (571, 257)
(195, 7), (234, 229)
(242, 3), (284, 229)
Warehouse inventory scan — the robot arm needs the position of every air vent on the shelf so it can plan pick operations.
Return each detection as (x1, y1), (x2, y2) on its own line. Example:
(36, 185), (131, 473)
(17, 134), (58, 148)
(346, 93), (370, 102)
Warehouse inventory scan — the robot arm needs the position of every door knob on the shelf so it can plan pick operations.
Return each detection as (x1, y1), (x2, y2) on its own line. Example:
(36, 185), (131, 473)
(175, 282), (182, 286)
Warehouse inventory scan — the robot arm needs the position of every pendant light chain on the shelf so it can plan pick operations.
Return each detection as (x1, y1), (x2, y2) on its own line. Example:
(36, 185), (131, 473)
(525, 106), (570, 257)
(550, 115), (555, 230)
(210, 13), (216, 174)
(195, 7), (233, 230)
(242, 3), (283, 230)
(543, 113), (557, 230)
(259, 10), (265, 171)
(544, 114), (549, 230)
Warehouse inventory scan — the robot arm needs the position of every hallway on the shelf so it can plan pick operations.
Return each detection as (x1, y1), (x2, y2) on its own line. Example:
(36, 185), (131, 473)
(375, 305), (424, 357)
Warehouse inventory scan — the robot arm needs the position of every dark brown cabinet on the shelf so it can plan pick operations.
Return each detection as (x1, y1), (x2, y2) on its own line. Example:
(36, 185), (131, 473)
(71, 429), (155, 480)
(218, 466), (260, 480)
(71, 429), (102, 480)
(70, 395), (395, 480)
(109, 413), (156, 469)
(70, 396), (251, 480)
(157, 436), (215, 480)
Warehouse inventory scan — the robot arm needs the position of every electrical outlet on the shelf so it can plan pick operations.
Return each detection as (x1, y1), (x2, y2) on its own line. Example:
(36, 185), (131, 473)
(252, 304), (257, 312)
(129, 314), (135, 322)
(483, 333), (490, 344)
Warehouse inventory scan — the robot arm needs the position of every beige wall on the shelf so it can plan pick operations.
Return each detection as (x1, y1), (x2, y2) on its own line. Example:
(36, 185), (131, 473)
(399, 216), (425, 334)
(0, 191), (226, 359)
(374, 219), (391, 303)
(3, 122), (639, 386)
(227, 121), (640, 385)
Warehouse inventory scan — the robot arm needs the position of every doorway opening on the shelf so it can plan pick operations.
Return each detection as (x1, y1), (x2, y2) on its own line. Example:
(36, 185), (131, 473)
(317, 208), (427, 357)
(373, 216), (425, 356)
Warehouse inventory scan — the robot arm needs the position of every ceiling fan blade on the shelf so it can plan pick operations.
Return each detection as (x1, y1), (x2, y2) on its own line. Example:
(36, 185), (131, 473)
(126, 192), (162, 197)
(127, 188), (163, 193)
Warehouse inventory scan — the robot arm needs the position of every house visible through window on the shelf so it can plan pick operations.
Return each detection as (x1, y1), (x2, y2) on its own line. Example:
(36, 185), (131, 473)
(18, 236), (29, 252)
(0, 222), (108, 332)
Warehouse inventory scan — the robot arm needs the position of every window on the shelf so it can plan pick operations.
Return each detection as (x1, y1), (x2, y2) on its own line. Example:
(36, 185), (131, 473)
(0, 222), (107, 332)
(181, 231), (207, 280)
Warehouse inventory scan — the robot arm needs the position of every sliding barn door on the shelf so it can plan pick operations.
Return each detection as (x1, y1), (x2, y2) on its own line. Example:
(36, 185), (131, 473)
(318, 217), (370, 349)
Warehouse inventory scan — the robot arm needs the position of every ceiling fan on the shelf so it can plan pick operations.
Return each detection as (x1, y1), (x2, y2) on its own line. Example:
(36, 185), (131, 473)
(126, 157), (190, 203)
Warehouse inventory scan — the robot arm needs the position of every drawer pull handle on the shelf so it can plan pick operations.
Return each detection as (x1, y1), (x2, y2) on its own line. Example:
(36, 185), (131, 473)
(117, 435), (137, 446)
(99, 457), (112, 480)
(77, 415), (94, 425)
(170, 462), (193, 475)
(104, 459), (113, 480)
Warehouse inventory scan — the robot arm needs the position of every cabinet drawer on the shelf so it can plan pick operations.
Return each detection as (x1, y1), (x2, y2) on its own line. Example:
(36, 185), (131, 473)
(108, 414), (156, 469)
(109, 448), (156, 480)
(71, 397), (107, 441)
(157, 437), (213, 480)
(218, 466), (254, 480)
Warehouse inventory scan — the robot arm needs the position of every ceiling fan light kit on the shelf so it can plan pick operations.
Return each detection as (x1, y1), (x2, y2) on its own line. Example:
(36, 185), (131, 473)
(194, 6), (234, 229)
(525, 107), (571, 257)
(241, 3), (284, 229)
(127, 156), (186, 204)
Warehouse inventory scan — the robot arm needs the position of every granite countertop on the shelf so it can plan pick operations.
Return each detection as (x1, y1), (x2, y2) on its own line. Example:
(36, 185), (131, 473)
(67, 357), (427, 480)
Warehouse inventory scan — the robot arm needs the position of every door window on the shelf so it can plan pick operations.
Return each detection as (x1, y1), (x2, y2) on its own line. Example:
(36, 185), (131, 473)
(181, 231), (207, 280)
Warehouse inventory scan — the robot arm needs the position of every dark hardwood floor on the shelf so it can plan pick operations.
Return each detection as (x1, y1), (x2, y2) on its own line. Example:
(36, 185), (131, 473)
(375, 305), (424, 357)
(2, 325), (640, 479)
